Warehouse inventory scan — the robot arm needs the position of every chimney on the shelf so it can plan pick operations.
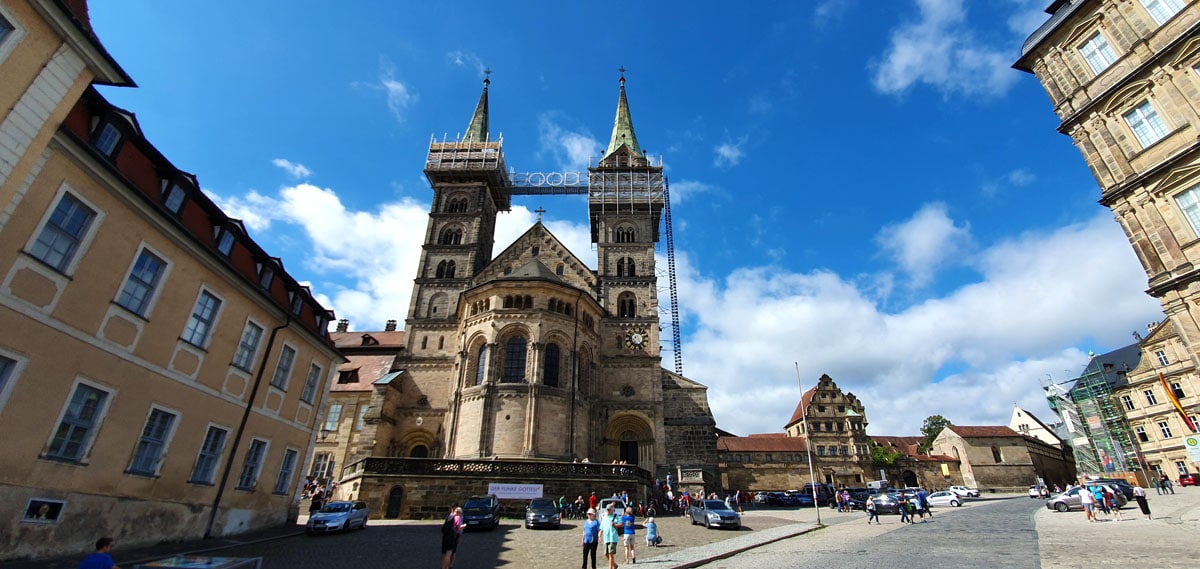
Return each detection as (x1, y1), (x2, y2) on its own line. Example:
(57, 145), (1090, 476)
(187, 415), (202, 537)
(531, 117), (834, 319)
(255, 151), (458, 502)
(335, 319), (349, 332)
(385, 319), (397, 332)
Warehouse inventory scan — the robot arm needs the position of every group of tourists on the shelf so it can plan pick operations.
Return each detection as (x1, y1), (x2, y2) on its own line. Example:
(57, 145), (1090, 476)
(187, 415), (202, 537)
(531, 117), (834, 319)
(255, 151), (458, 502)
(580, 503), (659, 569)
(863, 489), (932, 525)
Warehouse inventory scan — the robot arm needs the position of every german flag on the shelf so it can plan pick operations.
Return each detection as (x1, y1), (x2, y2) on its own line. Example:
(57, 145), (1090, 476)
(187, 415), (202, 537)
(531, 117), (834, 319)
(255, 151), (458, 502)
(1159, 373), (1198, 433)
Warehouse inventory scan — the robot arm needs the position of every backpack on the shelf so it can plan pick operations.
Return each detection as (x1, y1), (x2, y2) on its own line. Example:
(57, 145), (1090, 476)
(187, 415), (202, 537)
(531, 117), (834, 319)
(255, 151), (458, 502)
(442, 514), (455, 537)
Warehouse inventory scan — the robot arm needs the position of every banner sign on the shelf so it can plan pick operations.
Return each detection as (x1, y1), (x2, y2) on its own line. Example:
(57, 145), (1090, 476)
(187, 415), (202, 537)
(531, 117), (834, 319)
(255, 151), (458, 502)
(1185, 436), (1200, 462)
(488, 483), (543, 500)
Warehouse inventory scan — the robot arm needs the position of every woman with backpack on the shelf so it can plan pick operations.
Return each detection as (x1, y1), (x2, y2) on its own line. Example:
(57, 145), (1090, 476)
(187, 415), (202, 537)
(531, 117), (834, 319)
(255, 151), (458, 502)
(441, 505), (463, 569)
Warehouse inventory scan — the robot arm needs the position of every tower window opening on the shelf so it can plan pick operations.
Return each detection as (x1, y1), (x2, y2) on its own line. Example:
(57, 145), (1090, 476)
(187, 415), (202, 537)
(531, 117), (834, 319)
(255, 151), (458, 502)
(502, 336), (527, 383)
(436, 260), (456, 278)
(617, 257), (636, 277)
(618, 292), (637, 318)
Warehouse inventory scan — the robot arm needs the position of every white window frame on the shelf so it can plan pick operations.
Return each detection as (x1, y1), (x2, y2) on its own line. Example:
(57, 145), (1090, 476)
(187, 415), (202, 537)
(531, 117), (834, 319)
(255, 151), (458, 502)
(127, 405), (180, 477)
(1158, 421), (1173, 439)
(299, 362), (322, 405)
(1155, 350), (1169, 366)
(1144, 388), (1159, 405)
(44, 378), (115, 463)
(214, 227), (236, 256)
(189, 424), (229, 485)
(26, 188), (103, 275)
(181, 288), (224, 348)
(311, 452), (332, 478)
(1177, 460), (1189, 474)
(115, 245), (170, 318)
(236, 438), (269, 490)
(1121, 395), (1135, 411)
(1124, 100), (1170, 148)
(162, 182), (188, 215)
(1079, 31), (1119, 74)
(269, 344), (297, 391)
(323, 403), (342, 432)
(273, 447), (300, 495)
(1141, 0), (1185, 25)
(0, 349), (28, 419)
(93, 123), (122, 156)
(231, 319), (265, 372)
(356, 404), (369, 431)
(0, 3), (26, 65)
(1135, 425), (1149, 442)
(1175, 183), (1200, 237)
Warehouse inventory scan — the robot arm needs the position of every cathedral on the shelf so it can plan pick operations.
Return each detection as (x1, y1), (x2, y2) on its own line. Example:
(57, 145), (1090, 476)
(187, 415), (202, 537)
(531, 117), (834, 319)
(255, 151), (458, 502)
(318, 77), (719, 513)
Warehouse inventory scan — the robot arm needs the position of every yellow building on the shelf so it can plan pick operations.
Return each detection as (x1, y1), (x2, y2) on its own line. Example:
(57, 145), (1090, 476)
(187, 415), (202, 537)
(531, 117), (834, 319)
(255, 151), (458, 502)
(1117, 320), (1200, 479)
(0, 0), (341, 560)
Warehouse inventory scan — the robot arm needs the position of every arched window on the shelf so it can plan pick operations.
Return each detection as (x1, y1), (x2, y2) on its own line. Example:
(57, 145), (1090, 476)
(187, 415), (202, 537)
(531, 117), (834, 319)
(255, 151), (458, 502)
(556, 264), (565, 276)
(446, 197), (468, 213)
(409, 445), (429, 458)
(616, 226), (636, 243)
(438, 227), (462, 245)
(502, 336), (527, 383)
(474, 345), (488, 385)
(617, 257), (635, 277)
(436, 260), (456, 278)
(428, 293), (448, 317)
(544, 343), (560, 387)
(503, 296), (514, 308)
(618, 292), (637, 318)
(523, 295), (533, 308)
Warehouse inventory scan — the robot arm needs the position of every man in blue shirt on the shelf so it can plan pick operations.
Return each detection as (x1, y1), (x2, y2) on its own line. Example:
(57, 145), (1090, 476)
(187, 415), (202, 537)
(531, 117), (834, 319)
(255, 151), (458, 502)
(78, 537), (119, 569)
(621, 507), (637, 564)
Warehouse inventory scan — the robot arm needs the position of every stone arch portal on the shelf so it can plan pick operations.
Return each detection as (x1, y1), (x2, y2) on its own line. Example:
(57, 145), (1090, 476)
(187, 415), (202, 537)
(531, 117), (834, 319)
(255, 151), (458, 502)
(604, 414), (654, 468)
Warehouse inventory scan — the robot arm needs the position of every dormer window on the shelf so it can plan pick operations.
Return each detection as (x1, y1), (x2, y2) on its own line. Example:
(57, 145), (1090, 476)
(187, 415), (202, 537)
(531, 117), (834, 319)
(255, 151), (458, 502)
(162, 182), (188, 215)
(337, 369), (360, 384)
(257, 261), (275, 290)
(93, 123), (123, 157)
(215, 227), (235, 256)
(316, 313), (329, 331)
(289, 290), (304, 315)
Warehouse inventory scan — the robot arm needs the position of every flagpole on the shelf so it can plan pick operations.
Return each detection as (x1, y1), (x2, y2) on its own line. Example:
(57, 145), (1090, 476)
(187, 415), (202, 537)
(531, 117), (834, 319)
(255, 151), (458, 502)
(795, 362), (821, 525)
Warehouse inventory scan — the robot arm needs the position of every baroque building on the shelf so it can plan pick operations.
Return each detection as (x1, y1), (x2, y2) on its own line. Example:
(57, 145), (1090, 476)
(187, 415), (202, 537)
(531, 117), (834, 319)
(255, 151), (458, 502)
(323, 77), (719, 516)
(1014, 0), (1200, 464)
(0, 0), (340, 561)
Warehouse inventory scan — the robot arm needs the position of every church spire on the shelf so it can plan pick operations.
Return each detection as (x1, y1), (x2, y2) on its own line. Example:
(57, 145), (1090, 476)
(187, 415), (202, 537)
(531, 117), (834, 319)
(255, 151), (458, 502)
(463, 72), (490, 143)
(603, 71), (643, 160)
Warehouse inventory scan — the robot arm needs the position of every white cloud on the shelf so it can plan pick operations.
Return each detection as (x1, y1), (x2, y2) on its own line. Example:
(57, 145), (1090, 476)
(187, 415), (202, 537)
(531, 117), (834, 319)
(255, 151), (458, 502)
(272, 158), (312, 179)
(714, 137), (747, 168)
(537, 114), (601, 172)
(446, 50), (487, 78)
(667, 179), (713, 204)
(871, 0), (1020, 98)
(876, 202), (972, 287)
(1008, 168), (1036, 187)
(667, 213), (1162, 436)
(814, 0), (852, 26)
(204, 189), (276, 233)
(353, 58), (416, 123)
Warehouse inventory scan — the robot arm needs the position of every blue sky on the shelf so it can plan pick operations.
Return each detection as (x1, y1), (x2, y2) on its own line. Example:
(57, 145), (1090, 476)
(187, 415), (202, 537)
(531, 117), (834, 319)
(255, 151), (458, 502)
(88, 0), (1163, 437)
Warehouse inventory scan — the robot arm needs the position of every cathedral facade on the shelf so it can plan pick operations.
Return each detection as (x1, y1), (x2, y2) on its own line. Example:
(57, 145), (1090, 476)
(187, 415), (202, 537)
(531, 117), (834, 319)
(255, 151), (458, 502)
(325, 78), (718, 503)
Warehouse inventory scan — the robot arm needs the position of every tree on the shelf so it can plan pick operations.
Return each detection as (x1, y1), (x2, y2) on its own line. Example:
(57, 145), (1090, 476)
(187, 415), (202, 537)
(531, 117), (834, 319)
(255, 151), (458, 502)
(870, 441), (905, 467)
(918, 415), (952, 454)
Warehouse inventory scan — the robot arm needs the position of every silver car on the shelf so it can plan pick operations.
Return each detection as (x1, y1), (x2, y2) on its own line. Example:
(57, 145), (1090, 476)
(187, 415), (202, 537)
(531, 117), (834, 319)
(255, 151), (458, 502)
(306, 500), (369, 533)
(688, 499), (741, 529)
(1045, 485), (1128, 512)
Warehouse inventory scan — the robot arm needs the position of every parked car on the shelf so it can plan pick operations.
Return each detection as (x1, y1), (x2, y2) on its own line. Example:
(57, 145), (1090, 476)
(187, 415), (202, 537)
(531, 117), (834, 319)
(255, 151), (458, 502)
(1045, 485), (1128, 512)
(1028, 485), (1044, 498)
(947, 485), (980, 498)
(598, 498), (626, 513)
(764, 492), (796, 506)
(753, 492), (771, 505)
(524, 498), (561, 529)
(926, 491), (961, 507)
(1180, 473), (1198, 487)
(868, 492), (903, 515)
(1088, 478), (1135, 500)
(462, 494), (500, 530)
(306, 501), (369, 534)
(688, 499), (741, 529)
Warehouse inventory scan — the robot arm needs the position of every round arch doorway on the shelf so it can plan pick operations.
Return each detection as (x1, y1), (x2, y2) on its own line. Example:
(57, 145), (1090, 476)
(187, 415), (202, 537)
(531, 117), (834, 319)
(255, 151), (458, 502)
(605, 413), (654, 467)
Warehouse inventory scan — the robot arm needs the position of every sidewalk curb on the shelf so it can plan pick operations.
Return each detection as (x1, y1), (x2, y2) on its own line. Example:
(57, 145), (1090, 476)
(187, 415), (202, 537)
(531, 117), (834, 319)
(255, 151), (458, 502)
(667, 524), (823, 569)
(118, 530), (306, 567)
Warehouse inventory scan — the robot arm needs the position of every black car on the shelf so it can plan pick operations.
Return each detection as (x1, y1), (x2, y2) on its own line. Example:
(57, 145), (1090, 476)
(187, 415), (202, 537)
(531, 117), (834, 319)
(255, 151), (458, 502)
(847, 488), (871, 509)
(765, 492), (796, 506)
(868, 492), (906, 515)
(462, 494), (500, 530)
(1089, 479), (1135, 500)
(524, 498), (561, 529)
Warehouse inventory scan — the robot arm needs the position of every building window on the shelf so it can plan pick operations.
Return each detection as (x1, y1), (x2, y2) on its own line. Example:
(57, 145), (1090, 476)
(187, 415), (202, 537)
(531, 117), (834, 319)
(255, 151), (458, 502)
(93, 123), (122, 156)
(446, 197), (468, 213)
(1144, 389), (1159, 405)
(163, 182), (187, 214)
(1124, 100), (1170, 148)
(475, 345), (488, 385)
(0, 354), (17, 413)
(438, 227), (462, 245)
(1079, 31), (1118, 74)
(273, 449), (299, 494)
(311, 452), (333, 479)
(116, 249), (166, 317)
(47, 383), (110, 461)
(1155, 350), (1169, 366)
(323, 403), (342, 432)
(215, 227), (236, 256)
(615, 226), (636, 243)
(356, 404), (369, 430)
(236, 439), (268, 490)
(991, 446), (1003, 463)
(182, 291), (222, 347)
(300, 363), (322, 404)
(257, 262), (274, 290)
(617, 257), (636, 277)
(816, 446), (825, 456)
(502, 336), (527, 383)
(556, 264), (565, 276)
(269, 345), (296, 391)
(436, 260), (456, 278)
(1158, 421), (1173, 439)
(1121, 395), (1135, 411)
(0, 12), (13, 45)
(618, 293), (637, 318)
(1170, 381), (1185, 399)
(189, 425), (228, 484)
(544, 343), (560, 388)
(1177, 460), (1190, 475)
(30, 192), (97, 273)
(128, 408), (177, 476)
(232, 321), (264, 372)
(1136, 426), (1149, 442)
(839, 446), (848, 456)
(1142, 0), (1184, 25)
(290, 290), (305, 315)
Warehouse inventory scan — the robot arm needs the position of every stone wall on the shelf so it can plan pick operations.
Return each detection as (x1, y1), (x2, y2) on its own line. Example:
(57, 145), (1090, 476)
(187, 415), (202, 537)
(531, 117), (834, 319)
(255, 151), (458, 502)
(661, 371), (718, 487)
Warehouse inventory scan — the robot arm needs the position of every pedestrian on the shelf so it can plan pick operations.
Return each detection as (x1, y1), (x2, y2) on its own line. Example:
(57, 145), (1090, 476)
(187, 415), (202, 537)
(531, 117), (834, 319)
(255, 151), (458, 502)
(1161, 474), (1175, 495)
(1079, 485), (1096, 522)
(581, 508), (600, 569)
(865, 495), (879, 525)
(1107, 489), (1124, 522)
(308, 487), (324, 515)
(621, 506), (637, 564)
(589, 491), (600, 511)
(897, 491), (912, 524)
(600, 503), (622, 569)
(78, 537), (120, 569)
(1132, 485), (1152, 520)
(1154, 476), (1163, 495)
(440, 505), (463, 569)
(916, 489), (931, 520)
(645, 516), (661, 547)
(1094, 486), (1111, 517)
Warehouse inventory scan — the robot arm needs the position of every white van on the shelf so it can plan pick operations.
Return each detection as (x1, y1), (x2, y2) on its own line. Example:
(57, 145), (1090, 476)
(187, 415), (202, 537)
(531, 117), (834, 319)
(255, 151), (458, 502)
(867, 480), (889, 491)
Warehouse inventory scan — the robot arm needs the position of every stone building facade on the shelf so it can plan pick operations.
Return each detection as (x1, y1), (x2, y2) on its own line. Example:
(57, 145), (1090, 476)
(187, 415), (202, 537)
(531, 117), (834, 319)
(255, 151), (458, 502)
(931, 426), (1076, 491)
(1116, 319), (1200, 480)
(0, 1), (341, 561)
(1014, 1), (1200, 445)
(316, 77), (719, 516)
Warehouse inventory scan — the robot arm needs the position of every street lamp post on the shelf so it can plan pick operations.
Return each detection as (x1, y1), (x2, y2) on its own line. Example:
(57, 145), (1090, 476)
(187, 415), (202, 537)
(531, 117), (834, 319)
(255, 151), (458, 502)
(795, 362), (822, 525)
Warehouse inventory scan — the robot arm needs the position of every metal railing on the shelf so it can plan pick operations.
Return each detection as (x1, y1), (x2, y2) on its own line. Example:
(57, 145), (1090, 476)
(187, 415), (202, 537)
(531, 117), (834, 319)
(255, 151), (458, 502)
(342, 457), (654, 486)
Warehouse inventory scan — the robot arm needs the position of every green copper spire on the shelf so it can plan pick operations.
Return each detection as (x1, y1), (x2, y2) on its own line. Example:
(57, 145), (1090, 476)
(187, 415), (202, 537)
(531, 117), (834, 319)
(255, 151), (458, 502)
(603, 74), (642, 159)
(463, 74), (490, 143)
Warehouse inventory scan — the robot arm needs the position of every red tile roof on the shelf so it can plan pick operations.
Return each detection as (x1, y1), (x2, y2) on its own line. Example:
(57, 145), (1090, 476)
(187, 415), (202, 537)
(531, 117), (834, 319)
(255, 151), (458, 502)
(331, 354), (396, 392)
(785, 385), (818, 427)
(330, 330), (406, 349)
(718, 436), (808, 452)
(950, 426), (1021, 438)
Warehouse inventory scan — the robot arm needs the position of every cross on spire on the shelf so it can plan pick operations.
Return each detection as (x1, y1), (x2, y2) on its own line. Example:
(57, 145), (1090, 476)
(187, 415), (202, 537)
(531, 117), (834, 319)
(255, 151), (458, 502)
(534, 206), (546, 222)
